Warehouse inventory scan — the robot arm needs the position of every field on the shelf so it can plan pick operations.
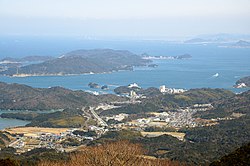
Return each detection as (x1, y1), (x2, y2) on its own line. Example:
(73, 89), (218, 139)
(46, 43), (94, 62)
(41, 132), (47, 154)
(141, 131), (185, 140)
(5, 127), (69, 136)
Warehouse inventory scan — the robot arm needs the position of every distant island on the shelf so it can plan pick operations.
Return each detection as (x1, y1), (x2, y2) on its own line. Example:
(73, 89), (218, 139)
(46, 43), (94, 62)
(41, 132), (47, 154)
(184, 34), (250, 44)
(142, 53), (191, 60)
(0, 49), (150, 77)
(231, 40), (250, 48)
(0, 56), (55, 73)
(234, 76), (250, 88)
(184, 38), (209, 44)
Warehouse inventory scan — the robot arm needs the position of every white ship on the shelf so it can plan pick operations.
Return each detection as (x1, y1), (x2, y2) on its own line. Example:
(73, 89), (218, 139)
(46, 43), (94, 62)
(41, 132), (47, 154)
(212, 73), (219, 77)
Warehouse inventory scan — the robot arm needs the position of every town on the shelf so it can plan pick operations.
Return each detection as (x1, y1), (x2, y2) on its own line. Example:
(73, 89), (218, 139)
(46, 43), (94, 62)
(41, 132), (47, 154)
(1, 83), (242, 155)
(5, 101), (219, 154)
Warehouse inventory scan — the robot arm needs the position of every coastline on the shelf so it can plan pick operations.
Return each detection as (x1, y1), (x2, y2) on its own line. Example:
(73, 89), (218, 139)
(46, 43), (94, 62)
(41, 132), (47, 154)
(4, 67), (138, 78)
(8, 70), (125, 78)
(0, 109), (65, 130)
(0, 117), (30, 130)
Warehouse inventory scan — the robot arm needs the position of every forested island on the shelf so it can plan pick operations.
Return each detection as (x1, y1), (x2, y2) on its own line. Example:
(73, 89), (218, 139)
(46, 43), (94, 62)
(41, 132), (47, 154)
(0, 49), (150, 76)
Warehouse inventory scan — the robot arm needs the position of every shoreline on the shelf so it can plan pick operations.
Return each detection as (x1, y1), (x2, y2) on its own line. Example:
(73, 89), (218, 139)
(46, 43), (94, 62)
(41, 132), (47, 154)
(3, 68), (137, 78)
(0, 118), (30, 130)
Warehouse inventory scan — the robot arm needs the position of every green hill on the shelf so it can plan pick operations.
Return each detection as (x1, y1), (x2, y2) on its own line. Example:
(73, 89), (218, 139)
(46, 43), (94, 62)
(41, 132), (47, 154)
(210, 142), (250, 166)
(0, 82), (126, 110)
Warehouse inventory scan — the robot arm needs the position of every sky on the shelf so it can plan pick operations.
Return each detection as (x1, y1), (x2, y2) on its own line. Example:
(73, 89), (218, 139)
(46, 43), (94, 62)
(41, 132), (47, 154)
(0, 0), (250, 38)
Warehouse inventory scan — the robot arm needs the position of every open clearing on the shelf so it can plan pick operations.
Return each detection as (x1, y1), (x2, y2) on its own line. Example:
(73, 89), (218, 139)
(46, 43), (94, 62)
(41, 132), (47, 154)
(5, 127), (69, 135)
(141, 131), (185, 140)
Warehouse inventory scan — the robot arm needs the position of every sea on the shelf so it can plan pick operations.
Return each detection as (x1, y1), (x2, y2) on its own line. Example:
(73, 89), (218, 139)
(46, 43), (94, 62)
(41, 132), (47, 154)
(0, 110), (31, 130)
(0, 36), (250, 129)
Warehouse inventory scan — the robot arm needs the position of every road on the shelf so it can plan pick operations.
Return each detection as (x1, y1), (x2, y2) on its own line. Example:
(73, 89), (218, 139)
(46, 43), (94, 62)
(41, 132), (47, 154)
(89, 107), (108, 127)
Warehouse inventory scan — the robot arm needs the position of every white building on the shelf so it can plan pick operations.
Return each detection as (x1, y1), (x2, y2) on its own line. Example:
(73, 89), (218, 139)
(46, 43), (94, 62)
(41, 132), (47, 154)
(159, 85), (166, 93)
(128, 83), (141, 88)
(130, 90), (138, 98)
(106, 113), (129, 122)
(159, 85), (186, 94)
(235, 83), (247, 88)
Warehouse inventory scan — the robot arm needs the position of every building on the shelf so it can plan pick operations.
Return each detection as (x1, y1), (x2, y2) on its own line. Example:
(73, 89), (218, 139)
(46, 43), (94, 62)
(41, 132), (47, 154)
(130, 90), (137, 97)
(128, 83), (141, 88)
(159, 85), (166, 93)
(159, 85), (186, 94)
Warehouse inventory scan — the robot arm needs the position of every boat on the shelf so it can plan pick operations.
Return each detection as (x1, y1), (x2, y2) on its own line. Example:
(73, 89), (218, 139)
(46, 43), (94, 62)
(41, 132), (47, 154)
(212, 73), (219, 77)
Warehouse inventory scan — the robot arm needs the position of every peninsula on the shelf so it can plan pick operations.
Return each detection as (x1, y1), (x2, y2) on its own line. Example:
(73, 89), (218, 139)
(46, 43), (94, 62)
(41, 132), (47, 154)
(0, 82), (126, 110)
(234, 76), (250, 88)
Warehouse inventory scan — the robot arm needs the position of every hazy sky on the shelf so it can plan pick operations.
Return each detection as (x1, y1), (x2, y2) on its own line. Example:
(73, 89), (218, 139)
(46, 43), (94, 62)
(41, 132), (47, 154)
(0, 0), (250, 38)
